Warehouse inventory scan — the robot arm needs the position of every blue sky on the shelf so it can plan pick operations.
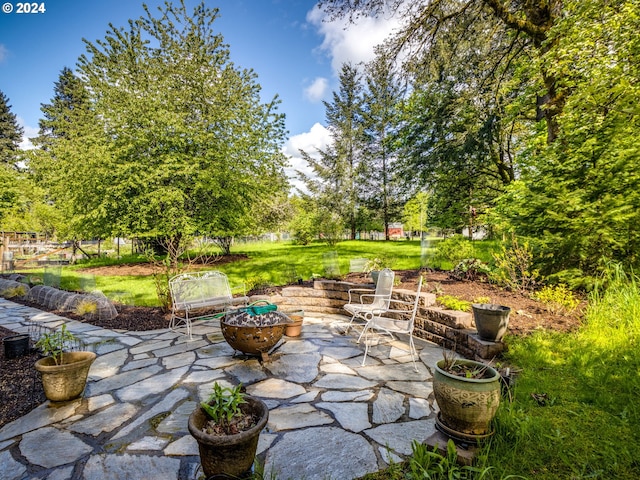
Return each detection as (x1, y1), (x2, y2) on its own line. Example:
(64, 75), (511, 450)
(0, 0), (401, 182)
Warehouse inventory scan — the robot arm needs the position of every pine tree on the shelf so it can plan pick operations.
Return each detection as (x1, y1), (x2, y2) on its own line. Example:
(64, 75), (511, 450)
(300, 63), (365, 239)
(33, 67), (91, 149)
(0, 90), (24, 167)
(362, 51), (404, 240)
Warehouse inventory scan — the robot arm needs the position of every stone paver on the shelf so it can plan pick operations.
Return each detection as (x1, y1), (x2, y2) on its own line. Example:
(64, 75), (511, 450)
(0, 298), (442, 480)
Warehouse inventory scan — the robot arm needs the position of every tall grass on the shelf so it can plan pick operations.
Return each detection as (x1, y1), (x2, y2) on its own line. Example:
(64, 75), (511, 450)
(485, 265), (640, 479)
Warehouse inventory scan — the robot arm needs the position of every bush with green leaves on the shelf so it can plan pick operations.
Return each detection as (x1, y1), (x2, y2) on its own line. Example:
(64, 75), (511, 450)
(450, 258), (491, 281)
(532, 284), (580, 315)
(490, 235), (539, 293)
(432, 235), (475, 269)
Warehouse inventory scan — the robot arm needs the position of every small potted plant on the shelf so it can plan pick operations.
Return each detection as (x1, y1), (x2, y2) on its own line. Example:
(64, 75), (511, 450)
(34, 325), (96, 402)
(188, 382), (269, 478)
(433, 350), (501, 441)
(363, 256), (393, 284)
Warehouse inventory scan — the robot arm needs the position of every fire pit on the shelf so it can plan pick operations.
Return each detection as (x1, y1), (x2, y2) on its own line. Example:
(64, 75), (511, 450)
(221, 308), (291, 361)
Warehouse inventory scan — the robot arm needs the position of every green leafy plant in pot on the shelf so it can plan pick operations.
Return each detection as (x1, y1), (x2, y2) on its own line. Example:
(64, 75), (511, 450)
(188, 383), (269, 479)
(34, 325), (96, 402)
(433, 351), (501, 442)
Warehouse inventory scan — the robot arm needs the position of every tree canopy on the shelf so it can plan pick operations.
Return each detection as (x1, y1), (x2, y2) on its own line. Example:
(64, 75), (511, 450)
(30, 1), (288, 255)
(320, 0), (640, 279)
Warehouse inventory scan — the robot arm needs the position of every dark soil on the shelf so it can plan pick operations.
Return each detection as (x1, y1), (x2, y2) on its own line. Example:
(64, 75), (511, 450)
(0, 266), (584, 429)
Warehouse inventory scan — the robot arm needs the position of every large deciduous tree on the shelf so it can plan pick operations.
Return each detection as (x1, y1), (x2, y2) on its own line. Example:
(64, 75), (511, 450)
(35, 1), (288, 257)
(321, 0), (640, 278)
(497, 0), (640, 279)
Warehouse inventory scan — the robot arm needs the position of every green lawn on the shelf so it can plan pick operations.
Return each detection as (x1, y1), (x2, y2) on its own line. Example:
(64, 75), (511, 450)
(25, 240), (434, 307)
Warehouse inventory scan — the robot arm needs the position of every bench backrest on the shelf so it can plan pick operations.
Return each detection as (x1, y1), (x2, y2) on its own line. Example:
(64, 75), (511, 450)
(169, 271), (232, 308)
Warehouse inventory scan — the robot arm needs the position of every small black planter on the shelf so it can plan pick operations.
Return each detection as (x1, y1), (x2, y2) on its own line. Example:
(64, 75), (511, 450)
(3, 334), (30, 359)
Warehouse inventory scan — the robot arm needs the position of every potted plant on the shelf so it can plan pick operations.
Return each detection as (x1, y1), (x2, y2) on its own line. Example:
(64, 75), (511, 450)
(34, 325), (96, 402)
(363, 256), (393, 284)
(188, 382), (269, 479)
(471, 303), (511, 342)
(433, 351), (501, 442)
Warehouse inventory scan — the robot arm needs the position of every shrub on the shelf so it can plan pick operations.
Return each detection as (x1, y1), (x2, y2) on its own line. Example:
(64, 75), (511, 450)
(74, 298), (98, 317)
(532, 284), (580, 315)
(449, 258), (491, 281)
(1, 284), (28, 298)
(491, 235), (539, 293)
(432, 235), (475, 269)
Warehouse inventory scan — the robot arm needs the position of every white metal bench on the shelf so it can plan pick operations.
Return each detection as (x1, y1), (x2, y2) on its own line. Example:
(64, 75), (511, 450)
(169, 270), (249, 339)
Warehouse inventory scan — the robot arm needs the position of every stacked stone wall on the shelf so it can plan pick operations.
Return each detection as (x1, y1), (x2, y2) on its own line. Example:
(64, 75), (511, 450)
(249, 280), (504, 360)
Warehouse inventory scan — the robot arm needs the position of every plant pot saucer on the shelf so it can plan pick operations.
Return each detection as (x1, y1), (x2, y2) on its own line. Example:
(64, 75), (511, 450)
(435, 412), (494, 444)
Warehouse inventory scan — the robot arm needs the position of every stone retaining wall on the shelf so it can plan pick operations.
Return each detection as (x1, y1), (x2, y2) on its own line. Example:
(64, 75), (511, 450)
(249, 280), (504, 360)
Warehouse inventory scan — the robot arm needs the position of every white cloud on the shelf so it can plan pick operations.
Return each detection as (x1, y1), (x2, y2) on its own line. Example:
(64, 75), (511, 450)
(282, 122), (332, 193)
(17, 117), (37, 150)
(307, 5), (403, 75)
(304, 77), (329, 103)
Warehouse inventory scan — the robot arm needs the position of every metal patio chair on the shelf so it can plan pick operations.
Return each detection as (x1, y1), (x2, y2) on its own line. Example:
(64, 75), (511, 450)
(360, 276), (423, 371)
(343, 267), (395, 336)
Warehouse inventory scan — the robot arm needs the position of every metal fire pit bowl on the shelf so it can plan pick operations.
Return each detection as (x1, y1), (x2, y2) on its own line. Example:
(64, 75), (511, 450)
(221, 310), (291, 361)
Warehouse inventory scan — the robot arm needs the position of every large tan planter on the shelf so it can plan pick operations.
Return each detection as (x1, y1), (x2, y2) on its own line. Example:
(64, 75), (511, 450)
(35, 351), (96, 402)
(433, 358), (501, 441)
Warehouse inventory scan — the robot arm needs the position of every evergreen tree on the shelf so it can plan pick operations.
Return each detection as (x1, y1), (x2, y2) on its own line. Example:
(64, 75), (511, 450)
(300, 63), (365, 239)
(0, 90), (24, 168)
(361, 51), (405, 240)
(33, 67), (91, 148)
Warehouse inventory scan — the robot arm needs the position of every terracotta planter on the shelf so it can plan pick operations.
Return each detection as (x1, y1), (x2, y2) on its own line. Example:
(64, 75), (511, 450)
(35, 351), (96, 402)
(188, 395), (269, 478)
(472, 303), (511, 342)
(284, 312), (304, 337)
(433, 359), (501, 441)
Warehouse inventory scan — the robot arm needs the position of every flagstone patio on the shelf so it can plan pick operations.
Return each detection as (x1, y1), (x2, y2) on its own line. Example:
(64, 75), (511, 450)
(0, 298), (446, 480)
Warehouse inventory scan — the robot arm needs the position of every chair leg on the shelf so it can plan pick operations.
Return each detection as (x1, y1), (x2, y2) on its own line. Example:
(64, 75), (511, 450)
(185, 310), (192, 340)
(409, 334), (418, 372)
(361, 324), (372, 366)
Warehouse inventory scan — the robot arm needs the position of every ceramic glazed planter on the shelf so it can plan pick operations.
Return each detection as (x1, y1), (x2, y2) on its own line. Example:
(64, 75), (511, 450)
(433, 359), (501, 441)
(35, 351), (96, 402)
(188, 395), (269, 479)
(472, 303), (511, 342)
